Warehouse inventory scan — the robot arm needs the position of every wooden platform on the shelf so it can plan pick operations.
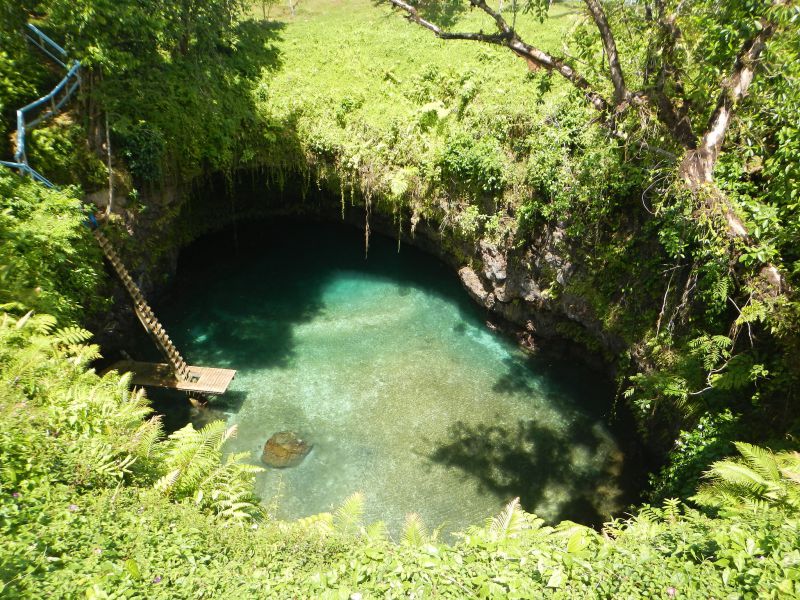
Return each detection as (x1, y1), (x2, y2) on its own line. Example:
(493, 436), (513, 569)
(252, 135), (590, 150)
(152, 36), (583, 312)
(108, 360), (236, 395)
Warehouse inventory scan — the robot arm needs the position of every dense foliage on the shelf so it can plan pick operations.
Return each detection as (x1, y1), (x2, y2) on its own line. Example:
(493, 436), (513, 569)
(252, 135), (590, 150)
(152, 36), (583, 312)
(1, 0), (279, 187)
(0, 173), (104, 320)
(1, 273), (798, 596)
(1, 314), (799, 596)
(2, 0), (800, 596)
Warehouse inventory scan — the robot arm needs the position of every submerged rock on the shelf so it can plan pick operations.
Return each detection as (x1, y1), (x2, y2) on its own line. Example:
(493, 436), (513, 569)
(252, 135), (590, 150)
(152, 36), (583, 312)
(261, 431), (312, 468)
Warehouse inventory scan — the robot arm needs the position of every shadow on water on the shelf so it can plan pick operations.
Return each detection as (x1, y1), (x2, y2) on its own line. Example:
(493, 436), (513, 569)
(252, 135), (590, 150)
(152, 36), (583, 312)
(462, 350), (639, 525)
(155, 230), (326, 372)
(428, 418), (622, 526)
(133, 218), (490, 434)
(492, 357), (536, 396)
(145, 388), (250, 433)
(142, 218), (486, 429)
(155, 219), (483, 372)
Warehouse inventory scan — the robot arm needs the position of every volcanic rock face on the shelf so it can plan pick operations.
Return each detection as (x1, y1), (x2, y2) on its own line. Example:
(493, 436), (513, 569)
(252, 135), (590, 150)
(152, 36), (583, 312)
(261, 431), (312, 468)
(458, 266), (494, 308)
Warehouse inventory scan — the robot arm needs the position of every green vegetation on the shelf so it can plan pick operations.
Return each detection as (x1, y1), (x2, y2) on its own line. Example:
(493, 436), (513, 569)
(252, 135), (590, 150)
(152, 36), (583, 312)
(2, 0), (279, 186)
(2, 0), (800, 596)
(0, 173), (104, 320)
(1, 318), (798, 596)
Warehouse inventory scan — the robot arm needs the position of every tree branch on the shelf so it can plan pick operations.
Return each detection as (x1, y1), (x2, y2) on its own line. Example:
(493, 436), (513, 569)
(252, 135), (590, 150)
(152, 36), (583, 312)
(678, 14), (785, 292)
(697, 21), (777, 181)
(385, 0), (785, 293)
(386, 0), (509, 42)
(647, 3), (696, 148)
(681, 17), (777, 202)
(507, 37), (609, 112)
(386, 0), (609, 112)
(633, 0), (695, 150)
(469, 0), (512, 36)
(583, 0), (628, 104)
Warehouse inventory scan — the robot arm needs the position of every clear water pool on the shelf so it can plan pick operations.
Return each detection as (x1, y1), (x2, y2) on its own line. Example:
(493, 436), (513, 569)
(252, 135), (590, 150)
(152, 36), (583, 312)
(152, 220), (631, 536)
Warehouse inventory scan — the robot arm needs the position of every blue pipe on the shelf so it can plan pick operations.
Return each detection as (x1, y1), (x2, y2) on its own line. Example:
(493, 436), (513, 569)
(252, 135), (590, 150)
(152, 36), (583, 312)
(0, 160), (55, 187)
(26, 24), (68, 57)
(18, 61), (81, 115)
(3, 24), (81, 188)
(19, 62), (81, 136)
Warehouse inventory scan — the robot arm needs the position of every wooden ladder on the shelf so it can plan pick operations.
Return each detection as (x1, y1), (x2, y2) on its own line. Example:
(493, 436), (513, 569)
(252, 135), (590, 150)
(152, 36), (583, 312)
(93, 229), (188, 381)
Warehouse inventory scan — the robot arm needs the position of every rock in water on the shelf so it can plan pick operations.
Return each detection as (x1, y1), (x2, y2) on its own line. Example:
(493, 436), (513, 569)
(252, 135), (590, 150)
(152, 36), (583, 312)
(261, 431), (312, 468)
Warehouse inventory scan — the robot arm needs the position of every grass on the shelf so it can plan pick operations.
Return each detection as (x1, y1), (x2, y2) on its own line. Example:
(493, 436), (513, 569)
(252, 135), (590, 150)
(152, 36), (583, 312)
(244, 0), (588, 218)
(263, 0), (579, 125)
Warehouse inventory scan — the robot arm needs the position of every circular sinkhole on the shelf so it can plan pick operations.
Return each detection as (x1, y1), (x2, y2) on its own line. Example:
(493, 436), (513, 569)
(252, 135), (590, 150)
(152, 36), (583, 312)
(145, 219), (640, 536)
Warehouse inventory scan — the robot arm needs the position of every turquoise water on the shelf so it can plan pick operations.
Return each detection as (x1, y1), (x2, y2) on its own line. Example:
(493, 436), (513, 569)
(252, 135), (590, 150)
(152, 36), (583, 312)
(154, 220), (631, 536)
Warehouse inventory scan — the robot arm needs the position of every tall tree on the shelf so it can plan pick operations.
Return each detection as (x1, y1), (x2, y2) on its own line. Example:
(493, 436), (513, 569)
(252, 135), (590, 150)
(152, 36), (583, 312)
(384, 0), (796, 293)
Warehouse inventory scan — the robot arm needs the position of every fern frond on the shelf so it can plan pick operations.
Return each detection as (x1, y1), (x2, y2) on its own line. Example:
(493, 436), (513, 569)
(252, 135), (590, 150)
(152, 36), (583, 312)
(54, 326), (92, 345)
(295, 512), (334, 535)
(694, 443), (800, 511)
(487, 497), (524, 542)
(81, 440), (138, 484)
(334, 492), (364, 535)
(217, 501), (258, 523)
(364, 521), (388, 543)
(128, 416), (163, 459)
(402, 513), (427, 546)
(741, 498), (772, 512)
(156, 420), (234, 496)
(30, 313), (57, 333)
(734, 442), (781, 482)
(525, 514), (547, 532)
(662, 498), (681, 521)
(0, 301), (28, 313)
(634, 505), (660, 524)
(155, 468), (182, 494)
(66, 343), (101, 366)
(705, 460), (769, 490)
